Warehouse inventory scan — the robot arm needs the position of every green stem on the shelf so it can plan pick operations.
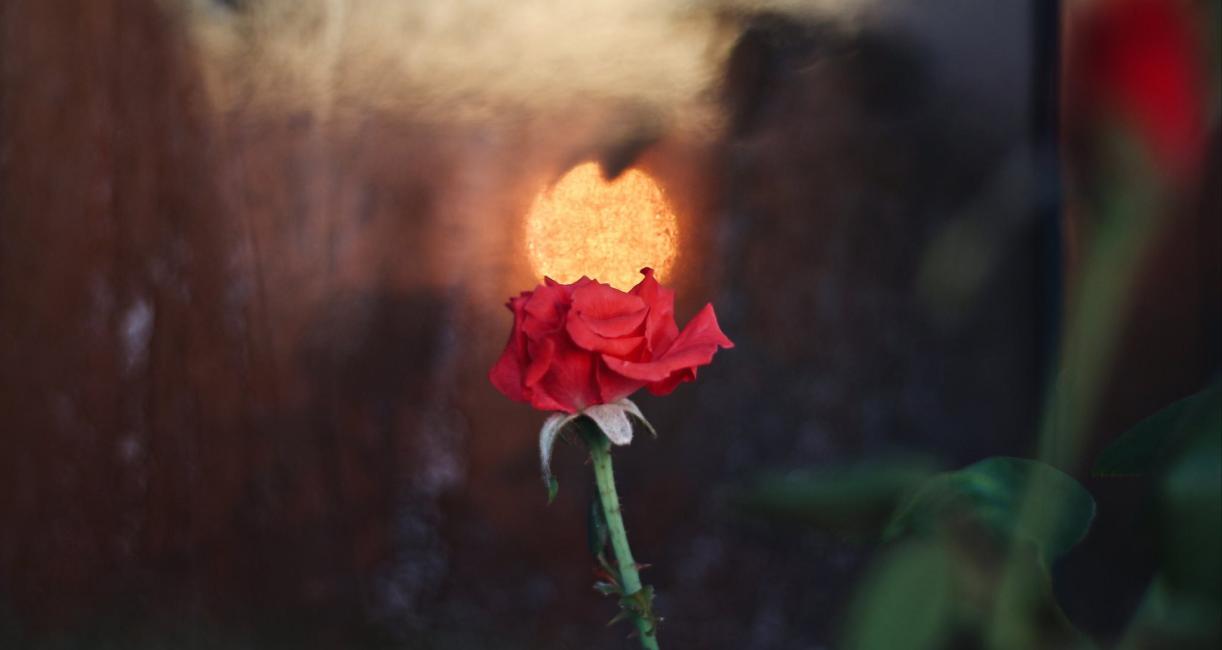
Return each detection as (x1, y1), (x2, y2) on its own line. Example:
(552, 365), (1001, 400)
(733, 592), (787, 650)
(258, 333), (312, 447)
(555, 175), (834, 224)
(586, 427), (661, 650)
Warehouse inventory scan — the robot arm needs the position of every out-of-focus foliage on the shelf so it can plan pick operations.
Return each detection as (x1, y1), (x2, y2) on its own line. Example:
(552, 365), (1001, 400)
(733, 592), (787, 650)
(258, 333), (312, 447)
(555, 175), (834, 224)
(1094, 384), (1220, 478)
(886, 457), (1096, 565)
(767, 385), (1221, 650)
(741, 454), (1098, 649)
(841, 540), (955, 650)
(1159, 406), (1221, 601)
(744, 0), (1220, 647)
(853, 457), (1094, 650)
(735, 456), (942, 538)
(1106, 384), (1222, 649)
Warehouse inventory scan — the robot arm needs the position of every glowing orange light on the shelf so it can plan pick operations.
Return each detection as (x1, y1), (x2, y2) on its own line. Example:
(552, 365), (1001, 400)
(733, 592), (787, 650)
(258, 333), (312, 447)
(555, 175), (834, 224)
(525, 162), (678, 290)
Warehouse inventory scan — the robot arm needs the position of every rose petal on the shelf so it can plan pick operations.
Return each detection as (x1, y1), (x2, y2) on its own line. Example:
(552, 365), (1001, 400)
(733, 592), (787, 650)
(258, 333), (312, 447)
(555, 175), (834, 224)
(601, 353), (678, 382)
(489, 345), (526, 402)
(602, 343), (716, 382)
(667, 302), (735, 352)
(646, 367), (693, 396)
(571, 282), (648, 337)
(525, 385), (571, 413)
(530, 336), (600, 413)
(567, 318), (646, 356)
(595, 358), (647, 404)
(521, 283), (571, 338)
(564, 280), (649, 357)
(630, 268), (679, 353)
(488, 293), (534, 402)
(525, 337), (555, 387)
(545, 275), (593, 296)
(604, 303), (733, 385)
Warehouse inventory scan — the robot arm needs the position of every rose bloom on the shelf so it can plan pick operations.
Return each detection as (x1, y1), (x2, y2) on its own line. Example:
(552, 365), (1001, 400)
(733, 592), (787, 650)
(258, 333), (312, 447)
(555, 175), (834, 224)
(1068, 0), (1205, 178)
(490, 269), (734, 413)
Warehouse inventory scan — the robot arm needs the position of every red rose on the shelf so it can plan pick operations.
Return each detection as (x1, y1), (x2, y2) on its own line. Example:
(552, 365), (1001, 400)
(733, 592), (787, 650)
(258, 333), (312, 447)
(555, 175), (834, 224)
(490, 268), (734, 413)
(1068, 0), (1205, 178)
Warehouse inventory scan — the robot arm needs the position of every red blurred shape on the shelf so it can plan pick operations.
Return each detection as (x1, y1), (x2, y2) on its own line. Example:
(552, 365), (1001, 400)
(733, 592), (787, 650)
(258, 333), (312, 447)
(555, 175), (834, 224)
(1068, 0), (1208, 179)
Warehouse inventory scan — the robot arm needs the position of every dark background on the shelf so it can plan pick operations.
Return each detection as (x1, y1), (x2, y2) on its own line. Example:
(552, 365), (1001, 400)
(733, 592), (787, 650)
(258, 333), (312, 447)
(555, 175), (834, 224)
(1, 1), (1217, 648)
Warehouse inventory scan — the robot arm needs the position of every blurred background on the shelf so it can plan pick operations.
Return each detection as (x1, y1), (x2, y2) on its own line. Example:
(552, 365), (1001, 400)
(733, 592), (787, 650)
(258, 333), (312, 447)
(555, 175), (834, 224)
(0, 0), (1218, 648)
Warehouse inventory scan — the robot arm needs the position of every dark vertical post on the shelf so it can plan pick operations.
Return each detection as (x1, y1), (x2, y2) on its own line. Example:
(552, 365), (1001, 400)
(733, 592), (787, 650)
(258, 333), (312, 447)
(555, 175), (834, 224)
(1032, 0), (1063, 399)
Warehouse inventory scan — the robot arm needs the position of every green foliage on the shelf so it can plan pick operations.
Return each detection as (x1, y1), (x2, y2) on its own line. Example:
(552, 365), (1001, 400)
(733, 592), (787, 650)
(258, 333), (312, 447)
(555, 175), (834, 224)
(1120, 577), (1221, 649)
(1094, 384), (1221, 477)
(1106, 384), (1222, 647)
(841, 541), (956, 650)
(833, 457), (1099, 650)
(735, 456), (941, 538)
(885, 457), (1096, 564)
(1094, 384), (1221, 598)
(745, 454), (1099, 648)
(1159, 418), (1222, 599)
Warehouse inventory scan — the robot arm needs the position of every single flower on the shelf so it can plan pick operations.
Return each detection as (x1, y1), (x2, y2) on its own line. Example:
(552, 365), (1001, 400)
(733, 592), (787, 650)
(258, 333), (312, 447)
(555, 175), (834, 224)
(489, 268), (734, 414)
(488, 268), (730, 650)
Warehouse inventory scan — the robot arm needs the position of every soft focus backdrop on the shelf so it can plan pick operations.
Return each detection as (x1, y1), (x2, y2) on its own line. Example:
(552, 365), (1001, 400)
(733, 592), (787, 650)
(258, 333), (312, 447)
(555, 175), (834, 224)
(1, 1), (1217, 648)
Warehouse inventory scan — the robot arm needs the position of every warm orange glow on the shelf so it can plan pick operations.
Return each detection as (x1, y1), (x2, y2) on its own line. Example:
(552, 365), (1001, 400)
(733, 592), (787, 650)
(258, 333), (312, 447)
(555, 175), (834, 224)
(525, 162), (678, 290)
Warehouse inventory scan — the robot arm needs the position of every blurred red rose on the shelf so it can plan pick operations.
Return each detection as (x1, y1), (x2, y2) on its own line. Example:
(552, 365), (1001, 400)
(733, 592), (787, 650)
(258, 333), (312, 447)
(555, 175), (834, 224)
(1068, 0), (1206, 179)
(490, 268), (734, 413)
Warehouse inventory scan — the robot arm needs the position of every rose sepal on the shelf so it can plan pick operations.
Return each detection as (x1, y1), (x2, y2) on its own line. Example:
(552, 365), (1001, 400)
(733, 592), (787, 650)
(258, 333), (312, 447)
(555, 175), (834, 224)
(538, 398), (656, 503)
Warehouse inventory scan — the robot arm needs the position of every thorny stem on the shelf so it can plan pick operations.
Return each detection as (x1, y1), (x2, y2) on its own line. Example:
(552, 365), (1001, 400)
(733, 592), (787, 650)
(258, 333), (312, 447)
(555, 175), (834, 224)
(584, 424), (661, 650)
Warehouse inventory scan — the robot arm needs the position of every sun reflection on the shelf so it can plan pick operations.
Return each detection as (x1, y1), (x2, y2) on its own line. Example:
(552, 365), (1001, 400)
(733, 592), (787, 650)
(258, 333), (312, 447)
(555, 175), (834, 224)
(525, 162), (678, 290)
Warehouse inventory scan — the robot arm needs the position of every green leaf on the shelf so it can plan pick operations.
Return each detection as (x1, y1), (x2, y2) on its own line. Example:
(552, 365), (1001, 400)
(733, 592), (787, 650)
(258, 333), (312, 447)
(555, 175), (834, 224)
(1119, 575), (1222, 648)
(1113, 415), (1221, 647)
(1158, 414), (1221, 600)
(841, 541), (955, 650)
(886, 457), (1096, 563)
(1094, 384), (1221, 477)
(736, 456), (941, 538)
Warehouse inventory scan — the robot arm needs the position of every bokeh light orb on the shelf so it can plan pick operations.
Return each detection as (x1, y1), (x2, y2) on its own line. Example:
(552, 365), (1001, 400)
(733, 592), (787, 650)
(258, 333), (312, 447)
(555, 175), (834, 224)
(525, 162), (678, 290)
